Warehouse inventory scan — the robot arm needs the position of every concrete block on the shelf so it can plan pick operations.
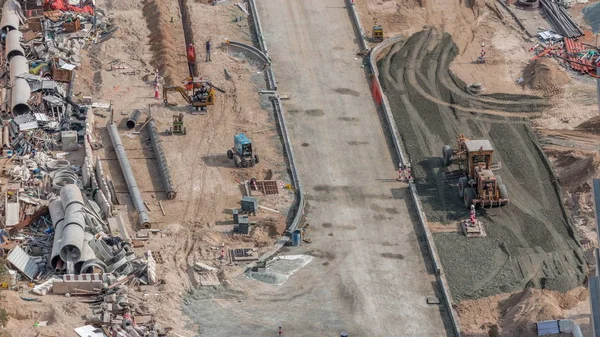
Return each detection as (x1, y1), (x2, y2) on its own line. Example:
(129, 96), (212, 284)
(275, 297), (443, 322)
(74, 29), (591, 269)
(104, 293), (116, 303)
(61, 130), (78, 151)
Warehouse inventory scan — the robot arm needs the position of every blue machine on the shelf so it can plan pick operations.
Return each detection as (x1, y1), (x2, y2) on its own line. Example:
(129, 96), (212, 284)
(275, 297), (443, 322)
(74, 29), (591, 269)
(227, 133), (259, 168)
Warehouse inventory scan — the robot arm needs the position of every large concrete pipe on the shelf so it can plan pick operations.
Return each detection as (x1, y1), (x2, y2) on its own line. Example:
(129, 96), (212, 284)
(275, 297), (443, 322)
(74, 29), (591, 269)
(0, 88), (7, 114)
(11, 78), (30, 115)
(9, 55), (28, 85)
(75, 232), (95, 273)
(60, 184), (85, 209)
(148, 119), (177, 199)
(107, 122), (151, 228)
(49, 199), (66, 269)
(5, 30), (24, 61)
(59, 185), (86, 262)
(1, 0), (21, 32)
(126, 110), (142, 129)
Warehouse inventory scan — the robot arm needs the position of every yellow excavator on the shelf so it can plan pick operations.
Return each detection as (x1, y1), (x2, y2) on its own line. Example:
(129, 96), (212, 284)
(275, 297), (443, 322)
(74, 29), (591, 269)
(163, 79), (223, 112)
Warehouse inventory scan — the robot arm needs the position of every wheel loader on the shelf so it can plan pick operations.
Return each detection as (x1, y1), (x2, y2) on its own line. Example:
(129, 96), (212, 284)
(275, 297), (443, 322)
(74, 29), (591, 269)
(442, 134), (509, 209)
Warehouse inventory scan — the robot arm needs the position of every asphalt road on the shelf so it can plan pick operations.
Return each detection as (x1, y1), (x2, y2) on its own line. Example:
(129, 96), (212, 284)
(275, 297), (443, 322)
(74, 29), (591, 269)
(249, 0), (448, 335)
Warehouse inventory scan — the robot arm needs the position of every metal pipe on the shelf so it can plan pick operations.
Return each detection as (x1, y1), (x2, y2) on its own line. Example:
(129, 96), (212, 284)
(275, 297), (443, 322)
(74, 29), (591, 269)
(11, 78), (30, 115)
(2, 124), (8, 148)
(0, 0), (21, 32)
(126, 110), (142, 129)
(148, 118), (177, 200)
(5, 30), (24, 61)
(49, 199), (66, 269)
(107, 121), (151, 228)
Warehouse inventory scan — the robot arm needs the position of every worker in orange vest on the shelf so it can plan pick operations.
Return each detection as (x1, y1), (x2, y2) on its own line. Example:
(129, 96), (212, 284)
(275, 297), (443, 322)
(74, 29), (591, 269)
(186, 43), (196, 77)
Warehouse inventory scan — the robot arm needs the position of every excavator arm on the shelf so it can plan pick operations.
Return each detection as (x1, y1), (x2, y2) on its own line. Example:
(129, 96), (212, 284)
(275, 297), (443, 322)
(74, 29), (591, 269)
(163, 86), (193, 105)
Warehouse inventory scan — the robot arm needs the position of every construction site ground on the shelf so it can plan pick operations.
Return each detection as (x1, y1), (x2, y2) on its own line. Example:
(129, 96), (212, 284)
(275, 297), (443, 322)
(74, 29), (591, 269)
(1, 0), (294, 336)
(357, 0), (600, 336)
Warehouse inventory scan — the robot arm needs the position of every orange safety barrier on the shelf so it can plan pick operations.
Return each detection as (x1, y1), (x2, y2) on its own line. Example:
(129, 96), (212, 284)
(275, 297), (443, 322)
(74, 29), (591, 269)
(371, 75), (382, 106)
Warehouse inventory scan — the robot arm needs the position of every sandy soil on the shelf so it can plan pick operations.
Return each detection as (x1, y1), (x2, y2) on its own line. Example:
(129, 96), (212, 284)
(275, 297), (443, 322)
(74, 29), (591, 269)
(1, 0), (292, 336)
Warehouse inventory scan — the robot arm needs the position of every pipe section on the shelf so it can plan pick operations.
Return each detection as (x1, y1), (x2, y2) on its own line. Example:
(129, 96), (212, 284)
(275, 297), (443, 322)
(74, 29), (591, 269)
(126, 110), (142, 129)
(49, 199), (66, 269)
(1, 0), (21, 32)
(11, 78), (30, 115)
(148, 118), (176, 200)
(9, 55), (28, 85)
(5, 30), (24, 61)
(107, 122), (151, 228)
(2, 124), (9, 148)
(75, 232), (95, 273)
(59, 185), (86, 262)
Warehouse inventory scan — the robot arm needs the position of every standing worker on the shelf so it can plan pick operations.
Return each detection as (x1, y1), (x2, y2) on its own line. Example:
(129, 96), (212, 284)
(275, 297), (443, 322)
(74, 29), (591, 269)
(205, 37), (212, 62)
(186, 43), (196, 77)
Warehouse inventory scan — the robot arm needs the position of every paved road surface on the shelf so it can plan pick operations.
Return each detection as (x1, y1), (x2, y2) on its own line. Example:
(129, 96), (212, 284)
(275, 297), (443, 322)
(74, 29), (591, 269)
(184, 1), (451, 335)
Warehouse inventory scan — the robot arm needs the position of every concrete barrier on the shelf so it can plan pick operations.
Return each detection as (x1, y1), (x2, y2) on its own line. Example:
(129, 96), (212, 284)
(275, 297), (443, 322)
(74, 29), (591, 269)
(248, 0), (303, 233)
(346, 0), (462, 334)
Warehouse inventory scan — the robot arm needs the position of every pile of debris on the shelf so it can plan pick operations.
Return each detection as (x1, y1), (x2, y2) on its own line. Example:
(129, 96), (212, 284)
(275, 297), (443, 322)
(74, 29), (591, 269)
(0, 0), (117, 157)
(529, 34), (600, 78)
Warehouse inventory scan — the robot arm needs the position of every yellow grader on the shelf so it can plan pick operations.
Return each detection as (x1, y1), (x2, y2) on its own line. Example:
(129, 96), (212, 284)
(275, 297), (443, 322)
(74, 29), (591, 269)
(442, 134), (509, 209)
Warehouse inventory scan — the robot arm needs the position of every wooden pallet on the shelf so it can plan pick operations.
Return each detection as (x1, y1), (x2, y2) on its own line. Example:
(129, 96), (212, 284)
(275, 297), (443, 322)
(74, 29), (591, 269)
(152, 251), (164, 264)
(255, 180), (279, 195)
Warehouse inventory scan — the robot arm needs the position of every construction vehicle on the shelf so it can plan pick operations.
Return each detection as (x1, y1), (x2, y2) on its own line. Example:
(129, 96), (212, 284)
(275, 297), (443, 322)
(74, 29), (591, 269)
(372, 24), (383, 42)
(227, 133), (259, 168)
(168, 113), (186, 135)
(442, 134), (509, 209)
(163, 81), (215, 112)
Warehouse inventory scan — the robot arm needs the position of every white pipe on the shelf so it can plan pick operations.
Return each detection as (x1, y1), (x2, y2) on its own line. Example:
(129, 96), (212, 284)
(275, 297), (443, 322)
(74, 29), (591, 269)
(11, 78), (30, 115)
(49, 199), (65, 269)
(9, 55), (28, 85)
(0, 0), (21, 32)
(5, 30), (23, 61)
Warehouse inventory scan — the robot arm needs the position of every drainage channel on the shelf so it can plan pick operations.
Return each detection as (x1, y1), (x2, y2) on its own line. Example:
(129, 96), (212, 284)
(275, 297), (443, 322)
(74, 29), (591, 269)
(177, 0), (197, 77)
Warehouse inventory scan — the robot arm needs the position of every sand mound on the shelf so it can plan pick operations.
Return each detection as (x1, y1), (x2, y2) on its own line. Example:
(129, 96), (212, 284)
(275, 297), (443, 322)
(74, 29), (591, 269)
(523, 59), (570, 96)
(552, 150), (600, 193)
(457, 287), (586, 337)
(499, 288), (584, 337)
(577, 115), (600, 134)
(142, 0), (178, 85)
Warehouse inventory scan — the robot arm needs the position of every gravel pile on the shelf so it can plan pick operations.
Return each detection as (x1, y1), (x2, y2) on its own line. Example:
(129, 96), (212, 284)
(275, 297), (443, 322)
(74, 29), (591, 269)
(378, 29), (585, 301)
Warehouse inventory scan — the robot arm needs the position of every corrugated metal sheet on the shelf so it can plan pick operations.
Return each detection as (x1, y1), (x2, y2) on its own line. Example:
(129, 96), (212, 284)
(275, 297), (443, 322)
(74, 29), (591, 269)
(7, 245), (39, 280)
(5, 201), (19, 227)
(536, 320), (560, 336)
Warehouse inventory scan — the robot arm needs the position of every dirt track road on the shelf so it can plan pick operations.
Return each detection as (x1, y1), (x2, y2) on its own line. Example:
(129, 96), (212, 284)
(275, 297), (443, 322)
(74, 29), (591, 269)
(179, 0), (450, 336)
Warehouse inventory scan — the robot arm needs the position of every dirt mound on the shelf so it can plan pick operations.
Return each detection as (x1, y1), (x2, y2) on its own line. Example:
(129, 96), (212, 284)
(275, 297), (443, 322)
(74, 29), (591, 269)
(457, 287), (587, 337)
(499, 288), (584, 337)
(576, 115), (600, 134)
(552, 150), (600, 193)
(142, 0), (178, 85)
(523, 59), (570, 96)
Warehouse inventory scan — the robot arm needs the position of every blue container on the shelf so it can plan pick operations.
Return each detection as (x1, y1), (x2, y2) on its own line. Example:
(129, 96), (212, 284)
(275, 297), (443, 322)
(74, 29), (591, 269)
(291, 229), (302, 246)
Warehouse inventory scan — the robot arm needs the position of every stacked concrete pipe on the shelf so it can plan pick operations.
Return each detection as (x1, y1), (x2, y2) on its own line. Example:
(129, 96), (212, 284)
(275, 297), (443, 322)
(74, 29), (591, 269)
(0, 0), (21, 33)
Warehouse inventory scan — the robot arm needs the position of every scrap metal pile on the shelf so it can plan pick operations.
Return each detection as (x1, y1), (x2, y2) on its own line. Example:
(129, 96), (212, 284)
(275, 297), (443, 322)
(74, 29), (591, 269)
(530, 35), (600, 77)
(0, 0), (117, 157)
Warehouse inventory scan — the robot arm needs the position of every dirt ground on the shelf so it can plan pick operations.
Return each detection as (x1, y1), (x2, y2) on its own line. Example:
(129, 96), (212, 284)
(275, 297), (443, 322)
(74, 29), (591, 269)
(0, 0), (292, 336)
(357, 0), (600, 335)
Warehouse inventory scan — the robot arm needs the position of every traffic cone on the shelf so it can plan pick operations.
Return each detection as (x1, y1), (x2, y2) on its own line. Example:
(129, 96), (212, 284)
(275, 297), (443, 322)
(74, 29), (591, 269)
(406, 166), (413, 182)
(396, 167), (403, 181)
(220, 248), (225, 260)
(278, 325), (282, 335)
(154, 69), (160, 99)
